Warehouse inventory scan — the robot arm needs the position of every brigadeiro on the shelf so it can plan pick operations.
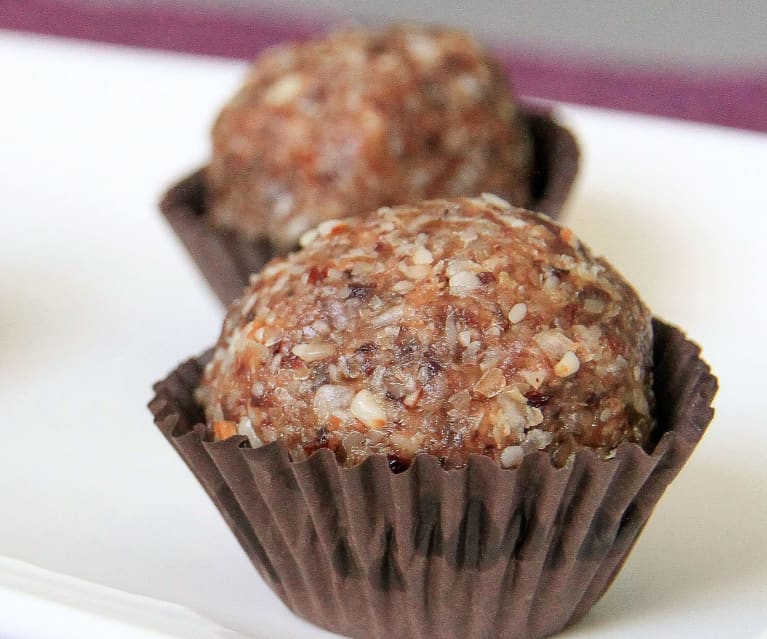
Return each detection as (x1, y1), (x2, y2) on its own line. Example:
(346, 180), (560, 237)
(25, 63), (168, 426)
(150, 196), (716, 639)
(160, 24), (579, 305)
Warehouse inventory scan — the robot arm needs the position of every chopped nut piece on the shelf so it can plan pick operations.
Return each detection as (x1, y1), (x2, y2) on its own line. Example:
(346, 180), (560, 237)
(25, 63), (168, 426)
(403, 388), (422, 408)
(261, 426), (278, 443)
(292, 342), (337, 362)
(412, 246), (434, 265)
(299, 228), (319, 247)
(485, 325), (502, 337)
(293, 363), (311, 380)
(392, 280), (415, 294)
(560, 227), (579, 249)
(317, 219), (347, 237)
(500, 445), (524, 469)
(479, 351), (501, 372)
(480, 193), (512, 209)
(446, 259), (481, 277)
(448, 389), (472, 409)
(449, 271), (481, 296)
(526, 406), (544, 426)
(554, 351), (581, 377)
(240, 293), (258, 317)
(399, 262), (432, 280)
(342, 432), (365, 454)
(535, 329), (576, 360)
(501, 386), (527, 404)
(523, 429), (554, 451)
(543, 273), (560, 290)
(313, 385), (354, 421)
(350, 390), (387, 428)
(474, 368), (506, 398)
(371, 305), (405, 327)
(508, 302), (527, 324)
(311, 319), (331, 335)
(584, 298), (605, 314)
(390, 431), (423, 456)
(213, 420), (238, 440)
(254, 326), (284, 346)
(522, 370), (547, 389)
(237, 417), (263, 448)
(263, 73), (303, 106)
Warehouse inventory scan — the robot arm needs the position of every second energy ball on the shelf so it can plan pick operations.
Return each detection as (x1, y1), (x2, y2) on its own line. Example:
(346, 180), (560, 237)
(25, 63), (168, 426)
(208, 25), (532, 249)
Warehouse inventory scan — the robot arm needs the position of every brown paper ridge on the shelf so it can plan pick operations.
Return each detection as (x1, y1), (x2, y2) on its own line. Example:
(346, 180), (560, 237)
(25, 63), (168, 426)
(148, 319), (716, 639)
(159, 106), (579, 307)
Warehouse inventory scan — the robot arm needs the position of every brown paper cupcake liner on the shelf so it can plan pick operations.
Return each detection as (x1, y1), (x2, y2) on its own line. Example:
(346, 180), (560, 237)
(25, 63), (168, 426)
(159, 106), (580, 307)
(148, 319), (715, 639)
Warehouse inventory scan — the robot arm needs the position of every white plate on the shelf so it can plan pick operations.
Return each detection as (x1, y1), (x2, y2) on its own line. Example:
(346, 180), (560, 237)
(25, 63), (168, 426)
(0, 31), (765, 639)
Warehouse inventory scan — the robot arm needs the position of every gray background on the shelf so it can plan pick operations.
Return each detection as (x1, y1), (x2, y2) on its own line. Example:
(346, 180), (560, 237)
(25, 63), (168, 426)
(142, 0), (767, 71)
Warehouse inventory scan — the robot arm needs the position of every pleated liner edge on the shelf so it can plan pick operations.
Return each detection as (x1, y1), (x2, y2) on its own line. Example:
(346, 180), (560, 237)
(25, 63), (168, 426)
(159, 106), (580, 307)
(148, 319), (716, 639)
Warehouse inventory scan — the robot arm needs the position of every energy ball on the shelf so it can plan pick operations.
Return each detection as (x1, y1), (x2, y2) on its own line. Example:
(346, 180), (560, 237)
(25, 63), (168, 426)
(207, 25), (532, 249)
(197, 195), (654, 470)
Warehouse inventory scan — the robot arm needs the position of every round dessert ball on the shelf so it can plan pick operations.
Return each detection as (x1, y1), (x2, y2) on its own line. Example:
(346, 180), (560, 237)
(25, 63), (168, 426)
(198, 195), (654, 470)
(207, 25), (532, 250)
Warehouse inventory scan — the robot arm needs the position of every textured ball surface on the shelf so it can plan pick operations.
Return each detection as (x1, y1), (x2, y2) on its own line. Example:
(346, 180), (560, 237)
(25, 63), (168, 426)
(198, 196), (654, 470)
(207, 25), (531, 249)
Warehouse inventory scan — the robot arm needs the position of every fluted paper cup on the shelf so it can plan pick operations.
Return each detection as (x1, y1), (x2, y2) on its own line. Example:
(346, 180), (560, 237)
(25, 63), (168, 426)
(148, 319), (715, 639)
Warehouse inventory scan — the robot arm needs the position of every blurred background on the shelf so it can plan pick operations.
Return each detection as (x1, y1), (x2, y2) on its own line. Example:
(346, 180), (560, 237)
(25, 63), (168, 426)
(4, 0), (767, 131)
(134, 0), (767, 71)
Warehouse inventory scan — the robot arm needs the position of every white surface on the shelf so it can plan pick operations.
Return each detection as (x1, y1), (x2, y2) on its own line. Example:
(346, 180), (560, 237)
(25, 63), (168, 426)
(0, 30), (765, 639)
(0, 557), (244, 639)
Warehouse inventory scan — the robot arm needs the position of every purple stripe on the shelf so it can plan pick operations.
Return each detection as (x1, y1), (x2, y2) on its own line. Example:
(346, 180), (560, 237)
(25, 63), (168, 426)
(1, 0), (323, 58)
(3, 0), (767, 133)
(505, 56), (767, 134)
